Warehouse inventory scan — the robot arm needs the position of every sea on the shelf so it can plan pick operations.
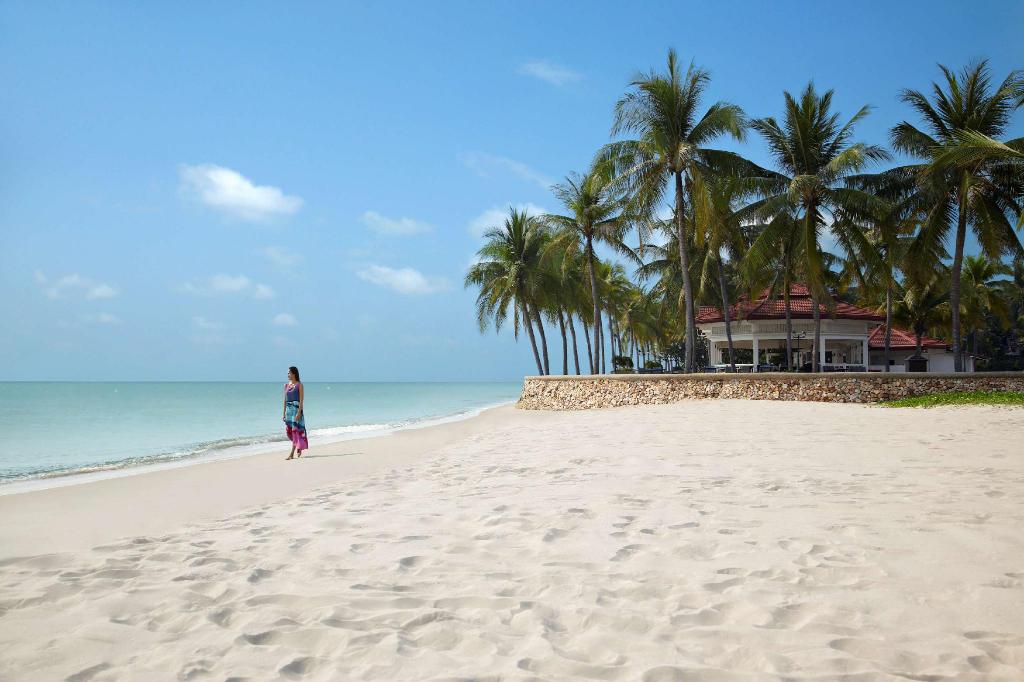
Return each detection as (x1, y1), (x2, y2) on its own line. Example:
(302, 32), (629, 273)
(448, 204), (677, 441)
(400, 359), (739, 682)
(0, 381), (522, 493)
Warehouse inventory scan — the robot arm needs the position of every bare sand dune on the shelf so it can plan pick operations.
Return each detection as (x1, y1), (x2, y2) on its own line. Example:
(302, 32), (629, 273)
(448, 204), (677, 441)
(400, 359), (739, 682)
(1, 400), (1023, 680)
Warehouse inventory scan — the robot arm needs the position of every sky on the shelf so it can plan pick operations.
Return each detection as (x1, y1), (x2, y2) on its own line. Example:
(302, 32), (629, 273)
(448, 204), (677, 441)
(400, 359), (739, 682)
(1, 1), (1021, 381)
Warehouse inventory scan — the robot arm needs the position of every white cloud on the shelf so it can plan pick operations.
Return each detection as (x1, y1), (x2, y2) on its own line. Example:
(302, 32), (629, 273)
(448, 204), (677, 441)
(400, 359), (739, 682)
(82, 312), (121, 325)
(35, 271), (119, 300)
(253, 283), (275, 300)
(356, 265), (450, 295)
(262, 246), (303, 270)
(179, 164), (303, 221)
(517, 60), (582, 86)
(459, 152), (552, 189)
(360, 210), (433, 235)
(86, 283), (118, 300)
(273, 312), (298, 326)
(190, 316), (227, 344)
(192, 316), (223, 330)
(179, 274), (275, 299)
(468, 202), (548, 237)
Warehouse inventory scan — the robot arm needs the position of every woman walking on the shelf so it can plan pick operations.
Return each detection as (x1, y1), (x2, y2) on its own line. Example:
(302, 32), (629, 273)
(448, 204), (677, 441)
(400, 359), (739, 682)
(283, 366), (308, 460)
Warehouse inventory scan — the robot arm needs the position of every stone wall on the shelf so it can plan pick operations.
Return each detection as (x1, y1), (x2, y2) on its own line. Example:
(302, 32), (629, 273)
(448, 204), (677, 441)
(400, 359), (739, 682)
(517, 372), (1024, 410)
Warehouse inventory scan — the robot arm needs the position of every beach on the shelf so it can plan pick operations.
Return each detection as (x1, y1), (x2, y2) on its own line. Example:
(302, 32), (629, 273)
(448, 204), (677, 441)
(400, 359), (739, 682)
(1, 400), (1023, 680)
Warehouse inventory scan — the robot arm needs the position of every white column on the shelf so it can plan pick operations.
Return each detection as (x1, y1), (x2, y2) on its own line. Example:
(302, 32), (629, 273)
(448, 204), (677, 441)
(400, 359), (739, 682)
(862, 337), (869, 369)
(752, 333), (759, 372)
(819, 335), (827, 369)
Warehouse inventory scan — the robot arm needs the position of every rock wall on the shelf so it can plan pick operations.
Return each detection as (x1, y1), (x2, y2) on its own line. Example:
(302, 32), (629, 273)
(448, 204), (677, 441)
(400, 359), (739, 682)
(517, 373), (1024, 410)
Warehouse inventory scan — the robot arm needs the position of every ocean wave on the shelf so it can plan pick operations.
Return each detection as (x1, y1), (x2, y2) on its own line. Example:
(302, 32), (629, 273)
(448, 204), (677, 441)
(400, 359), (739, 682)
(0, 399), (514, 494)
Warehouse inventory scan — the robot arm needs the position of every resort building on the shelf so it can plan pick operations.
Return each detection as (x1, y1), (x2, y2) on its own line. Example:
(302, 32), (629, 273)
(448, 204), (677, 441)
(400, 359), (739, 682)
(696, 284), (973, 373)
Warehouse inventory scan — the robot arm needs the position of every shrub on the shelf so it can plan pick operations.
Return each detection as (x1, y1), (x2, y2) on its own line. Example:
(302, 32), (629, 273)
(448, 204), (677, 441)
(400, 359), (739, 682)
(612, 355), (634, 370)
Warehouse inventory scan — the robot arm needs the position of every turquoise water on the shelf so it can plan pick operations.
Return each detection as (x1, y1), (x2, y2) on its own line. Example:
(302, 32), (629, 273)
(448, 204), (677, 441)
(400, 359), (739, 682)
(0, 382), (521, 485)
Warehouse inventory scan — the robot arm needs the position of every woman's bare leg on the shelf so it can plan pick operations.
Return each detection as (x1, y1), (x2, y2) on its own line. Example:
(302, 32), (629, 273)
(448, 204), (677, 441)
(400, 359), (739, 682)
(286, 445), (296, 460)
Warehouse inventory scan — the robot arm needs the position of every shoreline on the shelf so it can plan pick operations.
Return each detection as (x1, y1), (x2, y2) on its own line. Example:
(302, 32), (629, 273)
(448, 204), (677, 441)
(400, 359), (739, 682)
(0, 398), (516, 497)
(0, 403), (538, 558)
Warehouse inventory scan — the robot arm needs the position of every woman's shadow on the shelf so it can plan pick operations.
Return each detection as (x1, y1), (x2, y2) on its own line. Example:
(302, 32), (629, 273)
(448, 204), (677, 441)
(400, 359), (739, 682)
(300, 451), (362, 459)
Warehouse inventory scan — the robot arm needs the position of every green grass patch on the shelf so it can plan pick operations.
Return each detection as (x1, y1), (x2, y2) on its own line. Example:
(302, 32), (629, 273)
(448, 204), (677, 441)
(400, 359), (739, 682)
(880, 390), (1024, 408)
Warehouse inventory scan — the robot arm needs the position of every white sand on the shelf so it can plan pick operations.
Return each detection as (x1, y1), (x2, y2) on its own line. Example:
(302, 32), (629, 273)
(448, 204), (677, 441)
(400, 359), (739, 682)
(1, 400), (1022, 680)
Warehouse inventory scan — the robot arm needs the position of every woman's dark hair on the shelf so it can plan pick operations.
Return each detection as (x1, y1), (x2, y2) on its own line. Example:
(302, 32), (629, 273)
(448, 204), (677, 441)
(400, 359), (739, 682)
(288, 366), (301, 381)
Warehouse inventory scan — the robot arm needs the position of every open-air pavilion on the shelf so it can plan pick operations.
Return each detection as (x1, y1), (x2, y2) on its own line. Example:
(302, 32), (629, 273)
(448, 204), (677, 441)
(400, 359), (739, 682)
(695, 284), (973, 372)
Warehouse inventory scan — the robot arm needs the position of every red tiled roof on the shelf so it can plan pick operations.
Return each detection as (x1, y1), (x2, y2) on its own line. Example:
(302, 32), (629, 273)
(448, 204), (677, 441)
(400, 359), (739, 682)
(696, 284), (884, 324)
(868, 325), (946, 350)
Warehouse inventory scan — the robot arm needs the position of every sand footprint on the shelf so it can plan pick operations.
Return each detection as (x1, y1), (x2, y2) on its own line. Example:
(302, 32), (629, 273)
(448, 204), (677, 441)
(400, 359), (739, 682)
(399, 555), (425, 569)
(65, 662), (112, 682)
(611, 544), (643, 562)
(543, 528), (568, 542)
(247, 568), (273, 583)
(279, 656), (317, 679)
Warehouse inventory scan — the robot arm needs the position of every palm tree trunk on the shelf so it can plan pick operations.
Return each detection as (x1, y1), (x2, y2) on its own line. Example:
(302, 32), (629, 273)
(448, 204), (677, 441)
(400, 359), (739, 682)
(718, 258), (736, 372)
(676, 171), (697, 372)
(602, 315), (610, 368)
(533, 308), (550, 375)
(784, 276), (793, 371)
(610, 317), (617, 367)
(586, 238), (602, 375)
(582, 319), (594, 374)
(951, 196), (968, 372)
(607, 317), (614, 365)
(521, 300), (544, 375)
(601, 317), (608, 372)
(884, 279), (893, 371)
(557, 309), (568, 375)
(812, 292), (822, 373)
(567, 314), (581, 375)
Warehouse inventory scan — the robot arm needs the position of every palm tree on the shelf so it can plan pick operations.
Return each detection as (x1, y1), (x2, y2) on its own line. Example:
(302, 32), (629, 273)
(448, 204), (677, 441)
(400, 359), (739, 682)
(750, 82), (889, 371)
(742, 207), (804, 370)
(601, 262), (636, 367)
(891, 61), (1024, 371)
(602, 49), (747, 372)
(542, 241), (592, 375)
(465, 207), (550, 375)
(544, 160), (635, 374)
(619, 287), (658, 370)
(960, 254), (1012, 355)
(894, 273), (950, 358)
(692, 173), (741, 368)
(692, 173), (767, 371)
(837, 170), (933, 371)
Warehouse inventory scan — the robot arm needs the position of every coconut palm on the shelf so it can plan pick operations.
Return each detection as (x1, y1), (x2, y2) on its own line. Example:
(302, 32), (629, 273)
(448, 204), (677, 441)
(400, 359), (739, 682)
(591, 260), (628, 371)
(837, 168), (937, 371)
(691, 173), (768, 371)
(465, 207), (551, 375)
(894, 273), (950, 357)
(960, 254), (1012, 355)
(749, 82), (889, 371)
(542, 240), (592, 375)
(891, 61), (1024, 370)
(544, 160), (635, 373)
(742, 201), (808, 370)
(602, 49), (747, 372)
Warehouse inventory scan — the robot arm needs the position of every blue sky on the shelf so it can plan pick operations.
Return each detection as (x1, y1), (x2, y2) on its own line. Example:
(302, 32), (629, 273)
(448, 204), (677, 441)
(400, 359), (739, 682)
(2, 1), (1021, 381)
